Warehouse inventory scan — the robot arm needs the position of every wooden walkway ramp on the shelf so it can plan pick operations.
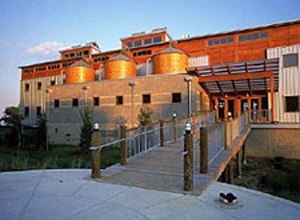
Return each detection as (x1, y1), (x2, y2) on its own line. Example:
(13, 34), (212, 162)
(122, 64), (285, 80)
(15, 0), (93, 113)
(94, 113), (251, 195)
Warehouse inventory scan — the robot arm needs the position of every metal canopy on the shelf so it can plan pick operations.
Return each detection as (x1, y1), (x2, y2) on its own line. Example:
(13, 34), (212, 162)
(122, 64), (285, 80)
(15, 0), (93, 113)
(187, 59), (279, 97)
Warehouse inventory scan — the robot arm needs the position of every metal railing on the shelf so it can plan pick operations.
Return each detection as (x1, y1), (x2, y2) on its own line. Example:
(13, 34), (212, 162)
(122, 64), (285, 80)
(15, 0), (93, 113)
(250, 109), (271, 123)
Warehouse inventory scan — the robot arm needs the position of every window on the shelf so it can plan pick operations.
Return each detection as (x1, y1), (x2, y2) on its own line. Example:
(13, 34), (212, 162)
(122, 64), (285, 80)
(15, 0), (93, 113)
(144, 38), (152, 45)
(283, 54), (298, 68)
(70, 53), (75, 58)
(65, 54), (69, 59)
(208, 37), (234, 46)
(35, 66), (46, 72)
(24, 69), (33, 74)
(133, 50), (151, 57)
(93, 97), (100, 106)
(24, 107), (29, 117)
(76, 51), (82, 57)
(126, 42), (132, 49)
(153, 36), (162, 43)
(116, 96), (123, 105)
(134, 40), (142, 47)
(37, 82), (42, 90)
(84, 50), (89, 56)
(285, 96), (299, 112)
(36, 106), (42, 116)
(238, 32), (268, 42)
(72, 98), (79, 107)
(142, 94), (151, 104)
(50, 80), (56, 86)
(25, 83), (30, 92)
(54, 99), (60, 108)
(172, 93), (181, 103)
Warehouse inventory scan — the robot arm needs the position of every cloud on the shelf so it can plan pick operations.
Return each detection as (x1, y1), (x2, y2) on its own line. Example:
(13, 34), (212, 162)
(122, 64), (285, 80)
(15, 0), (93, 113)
(25, 41), (68, 59)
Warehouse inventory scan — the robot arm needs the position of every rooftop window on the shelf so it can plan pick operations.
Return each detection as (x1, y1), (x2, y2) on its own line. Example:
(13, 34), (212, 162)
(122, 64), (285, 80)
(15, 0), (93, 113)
(134, 40), (142, 47)
(153, 36), (162, 43)
(126, 42), (132, 49)
(144, 38), (152, 45)
(239, 32), (268, 42)
(208, 37), (234, 46)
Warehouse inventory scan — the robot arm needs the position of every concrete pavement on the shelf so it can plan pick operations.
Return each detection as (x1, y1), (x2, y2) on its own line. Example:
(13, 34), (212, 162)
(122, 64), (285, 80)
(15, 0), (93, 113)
(1, 169), (299, 220)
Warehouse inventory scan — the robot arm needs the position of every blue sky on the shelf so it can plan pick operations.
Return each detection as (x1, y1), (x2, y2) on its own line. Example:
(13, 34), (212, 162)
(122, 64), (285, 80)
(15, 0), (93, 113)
(0, 0), (299, 115)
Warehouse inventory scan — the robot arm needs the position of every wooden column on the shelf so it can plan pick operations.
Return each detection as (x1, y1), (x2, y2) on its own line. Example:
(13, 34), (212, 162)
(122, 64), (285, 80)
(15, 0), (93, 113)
(247, 97), (251, 122)
(184, 131), (193, 191)
(214, 97), (219, 123)
(270, 75), (275, 123)
(258, 97), (262, 122)
(224, 119), (228, 150)
(91, 131), (101, 179)
(120, 125), (127, 165)
(224, 98), (228, 120)
(235, 98), (241, 117)
(200, 127), (208, 173)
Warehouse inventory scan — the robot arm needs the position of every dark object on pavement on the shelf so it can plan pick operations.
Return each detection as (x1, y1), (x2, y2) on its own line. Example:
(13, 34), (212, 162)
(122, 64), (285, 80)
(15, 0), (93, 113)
(219, 192), (238, 204)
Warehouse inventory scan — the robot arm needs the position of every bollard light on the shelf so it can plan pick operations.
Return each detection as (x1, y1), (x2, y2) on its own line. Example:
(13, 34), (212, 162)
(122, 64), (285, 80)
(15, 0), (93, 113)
(173, 113), (177, 119)
(185, 121), (192, 134)
(94, 122), (99, 131)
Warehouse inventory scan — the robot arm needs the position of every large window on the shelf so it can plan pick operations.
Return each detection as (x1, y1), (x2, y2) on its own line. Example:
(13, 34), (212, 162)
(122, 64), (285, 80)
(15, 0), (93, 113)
(285, 96), (299, 112)
(125, 42), (132, 49)
(144, 38), (152, 45)
(116, 96), (123, 105)
(153, 36), (162, 43)
(134, 40), (142, 47)
(142, 94), (151, 104)
(283, 54), (298, 68)
(172, 93), (181, 103)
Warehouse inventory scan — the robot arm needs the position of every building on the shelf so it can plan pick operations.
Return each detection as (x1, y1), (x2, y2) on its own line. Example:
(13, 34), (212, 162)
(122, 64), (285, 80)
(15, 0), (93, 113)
(19, 20), (300, 145)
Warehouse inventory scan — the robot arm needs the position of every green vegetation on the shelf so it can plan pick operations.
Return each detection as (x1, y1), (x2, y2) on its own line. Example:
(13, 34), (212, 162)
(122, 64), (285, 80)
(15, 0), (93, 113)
(234, 157), (300, 203)
(79, 107), (93, 153)
(138, 106), (153, 126)
(0, 144), (120, 172)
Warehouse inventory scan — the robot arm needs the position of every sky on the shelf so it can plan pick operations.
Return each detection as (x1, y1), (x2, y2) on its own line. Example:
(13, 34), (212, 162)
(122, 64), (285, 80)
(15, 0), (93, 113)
(0, 0), (299, 116)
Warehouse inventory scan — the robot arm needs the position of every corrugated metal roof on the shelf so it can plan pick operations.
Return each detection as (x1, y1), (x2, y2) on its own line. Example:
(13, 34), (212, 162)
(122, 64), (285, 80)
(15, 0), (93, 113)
(109, 54), (133, 62)
(155, 47), (185, 55)
(70, 60), (90, 68)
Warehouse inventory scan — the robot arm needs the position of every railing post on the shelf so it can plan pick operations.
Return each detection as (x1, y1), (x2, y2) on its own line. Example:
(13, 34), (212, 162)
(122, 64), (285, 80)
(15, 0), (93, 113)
(120, 125), (127, 165)
(160, 120), (164, 147)
(184, 122), (193, 191)
(224, 119), (228, 150)
(229, 117), (233, 147)
(200, 127), (208, 173)
(91, 124), (101, 179)
(191, 113), (196, 134)
(173, 115), (178, 144)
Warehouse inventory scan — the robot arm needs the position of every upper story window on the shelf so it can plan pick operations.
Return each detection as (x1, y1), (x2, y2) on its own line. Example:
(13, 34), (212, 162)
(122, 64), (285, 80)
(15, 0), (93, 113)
(144, 38), (152, 45)
(25, 83), (30, 92)
(83, 50), (89, 56)
(208, 37), (233, 46)
(35, 66), (46, 72)
(126, 42), (132, 49)
(94, 56), (109, 62)
(239, 32), (268, 42)
(70, 53), (75, 58)
(24, 69), (33, 74)
(65, 54), (69, 59)
(54, 99), (60, 108)
(48, 64), (60, 70)
(285, 96), (299, 112)
(133, 50), (152, 57)
(283, 53), (298, 68)
(134, 40), (142, 47)
(153, 36), (162, 43)
(76, 51), (82, 57)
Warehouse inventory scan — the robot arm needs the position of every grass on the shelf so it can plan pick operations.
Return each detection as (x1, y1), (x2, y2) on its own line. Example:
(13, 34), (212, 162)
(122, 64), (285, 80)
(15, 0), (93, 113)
(0, 144), (120, 172)
(233, 157), (300, 203)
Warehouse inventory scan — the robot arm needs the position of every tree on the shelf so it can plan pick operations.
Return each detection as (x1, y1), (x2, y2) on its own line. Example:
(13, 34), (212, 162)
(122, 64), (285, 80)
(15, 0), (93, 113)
(0, 106), (22, 149)
(138, 106), (153, 126)
(36, 114), (47, 150)
(79, 107), (93, 153)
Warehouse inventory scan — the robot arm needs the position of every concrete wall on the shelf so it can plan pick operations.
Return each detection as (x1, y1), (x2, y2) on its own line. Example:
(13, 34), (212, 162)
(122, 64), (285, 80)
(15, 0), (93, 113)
(48, 74), (210, 145)
(246, 127), (300, 159)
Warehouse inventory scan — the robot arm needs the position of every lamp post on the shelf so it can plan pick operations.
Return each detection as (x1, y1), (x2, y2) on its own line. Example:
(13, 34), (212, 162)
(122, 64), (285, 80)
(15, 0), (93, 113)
(45, 89), (52, 152)
(82, 86), (89, 107)
(184, 77), (192, 118)
(129, 81), (136, 128)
